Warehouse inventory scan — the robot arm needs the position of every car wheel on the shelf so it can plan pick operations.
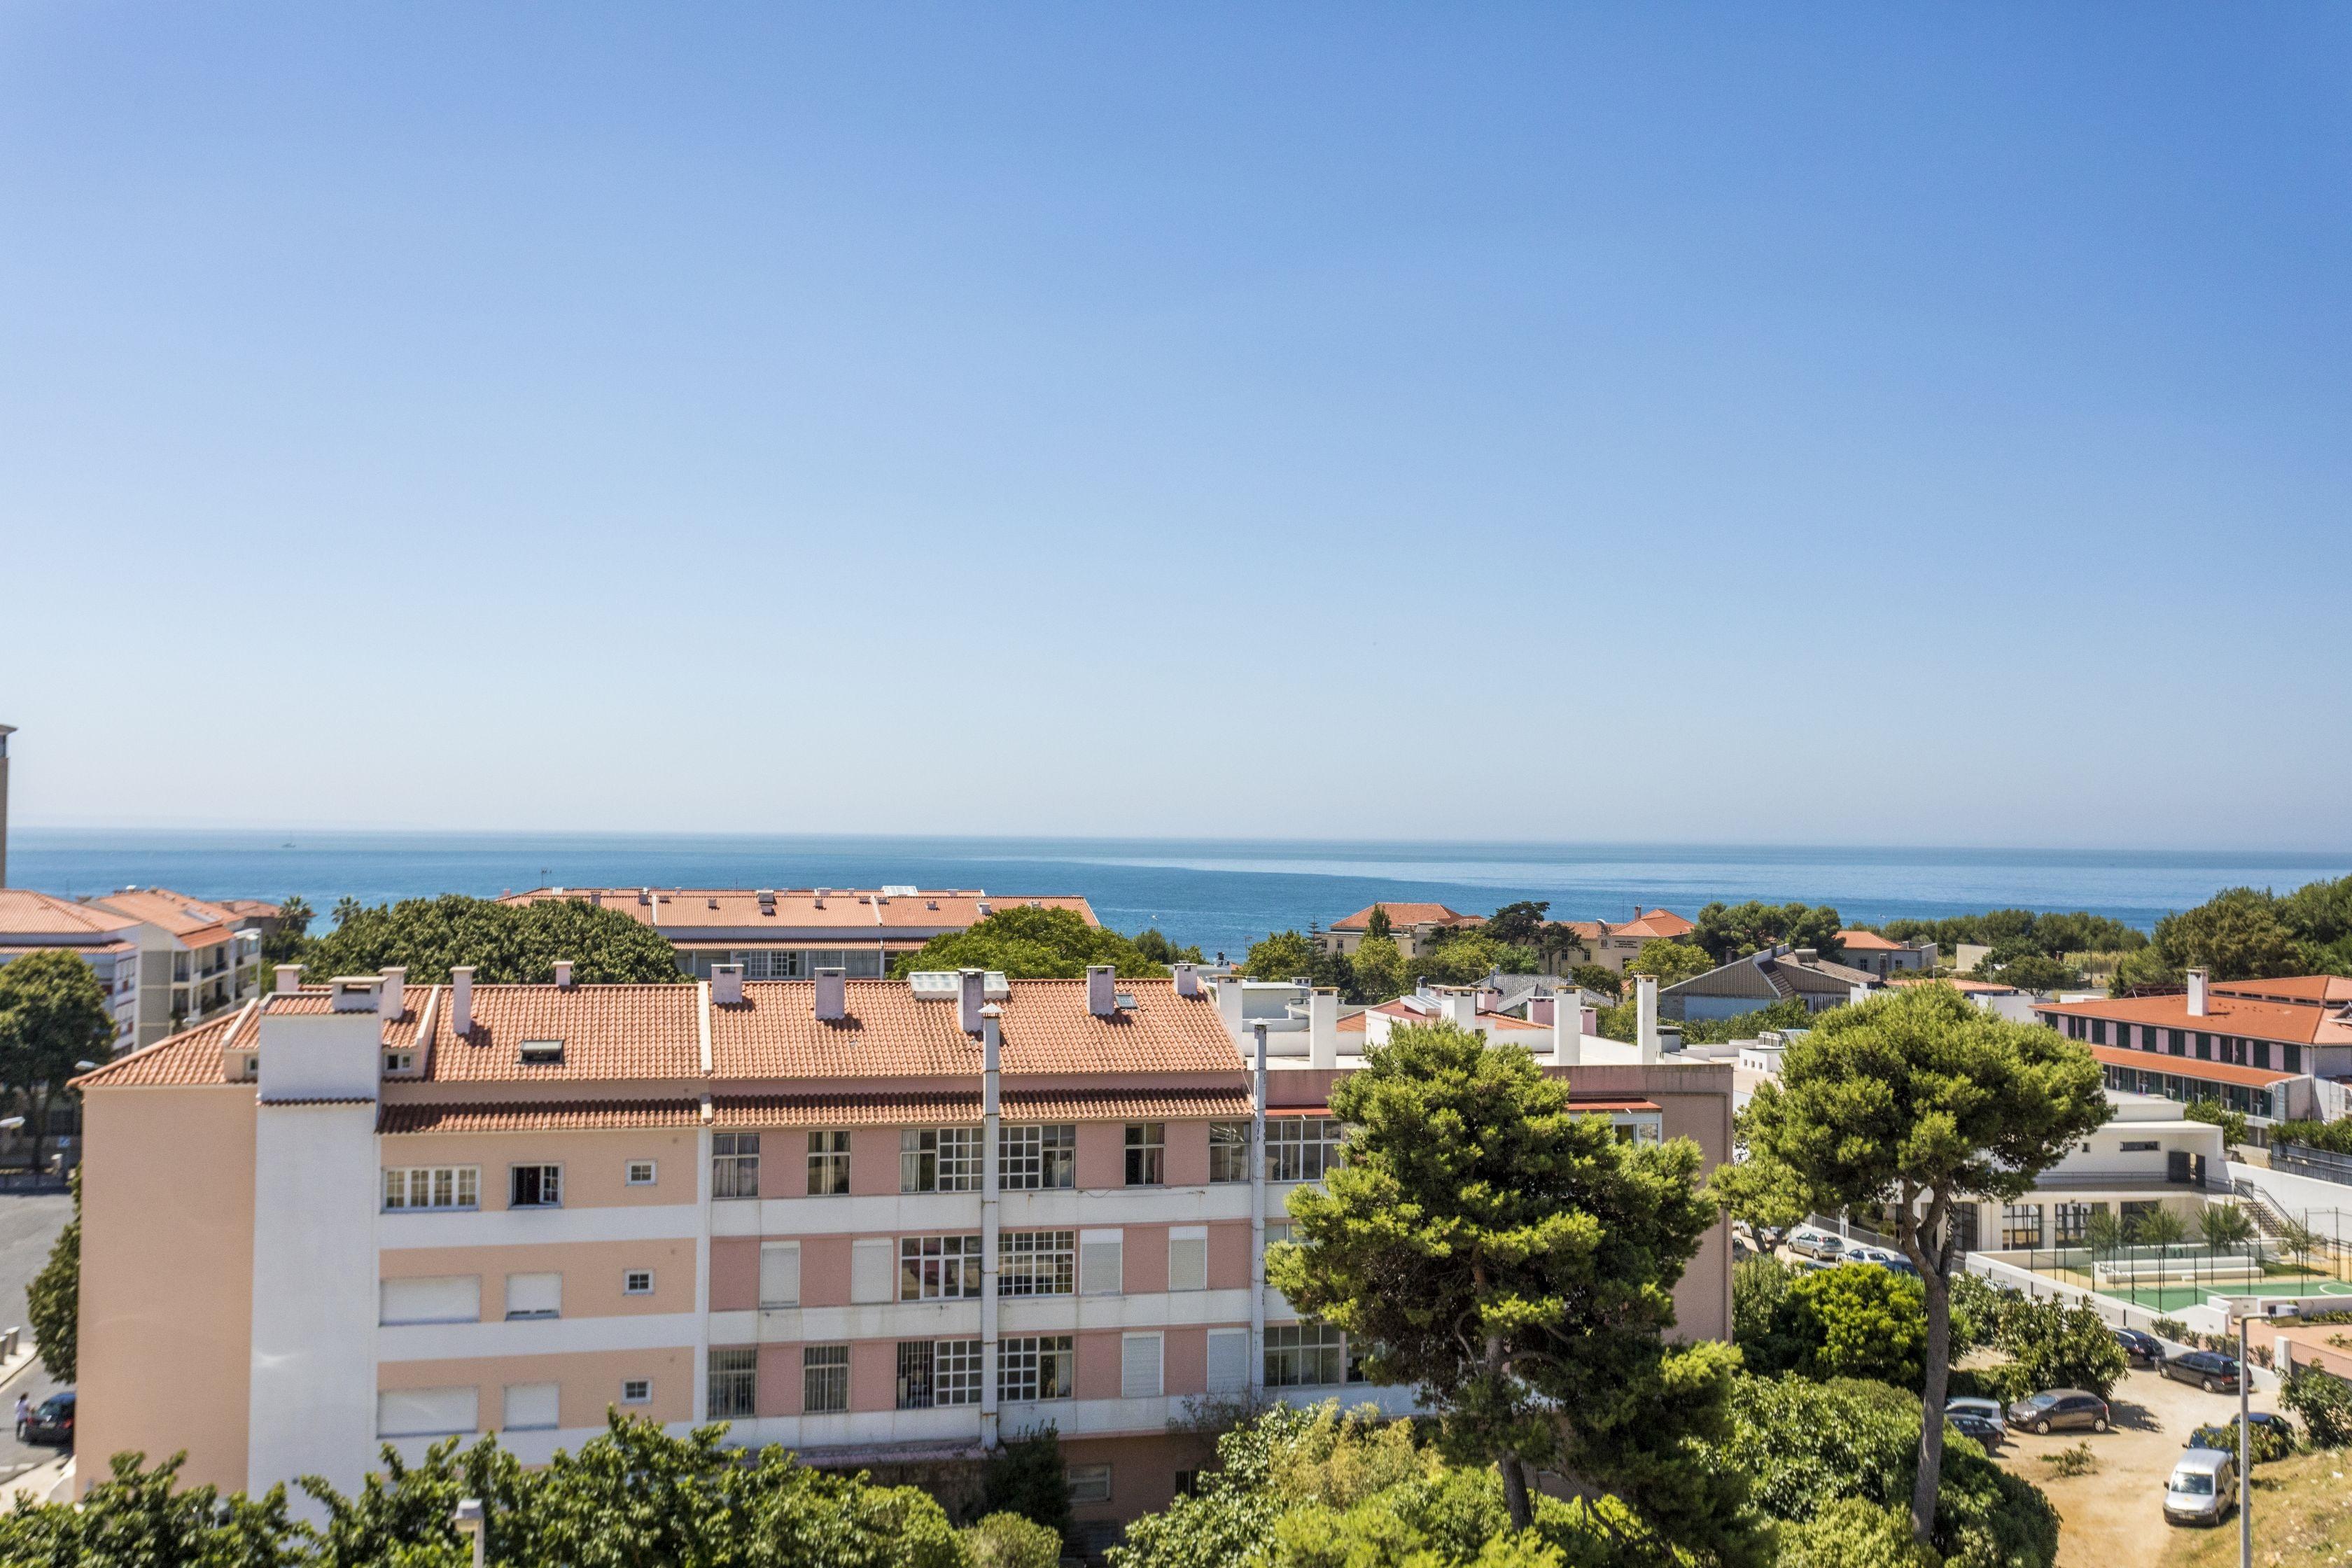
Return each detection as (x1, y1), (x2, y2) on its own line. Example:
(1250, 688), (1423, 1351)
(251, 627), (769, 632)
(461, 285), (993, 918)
(2203, 1378), (2217, 1393)
(2034, 1419), (2051, 1435)
(2092, 1417), (2108, 1434)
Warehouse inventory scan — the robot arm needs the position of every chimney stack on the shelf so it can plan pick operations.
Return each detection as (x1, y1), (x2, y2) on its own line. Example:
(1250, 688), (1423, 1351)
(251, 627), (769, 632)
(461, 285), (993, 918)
(1849, 982), (1870, 1008)
(713, 962), (745, 1007)
(1308, 987), (1338, 1070)
(274, 963), (303, 995)
(451, 967), (475, 1037)
(1172, 961), (1200, 998)
(1635, 974), (1660, 1064)
(1553, 1002), (1586, 1066)
(814, 966), (845, 1021)
(380, 966), (406, 1018)
(552, 959), (574, 989)
(2188, 967), (2208, 1018)
(959, 968), (986, 1035)
(1443, 987), (1478, 1030)
(1086, 965), (1117, 1018)
(1530, 995), (1555, 1026)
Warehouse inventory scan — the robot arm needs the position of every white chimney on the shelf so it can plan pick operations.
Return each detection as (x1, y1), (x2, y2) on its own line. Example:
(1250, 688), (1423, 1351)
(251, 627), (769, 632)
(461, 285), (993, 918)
(274, 963), (302, 995)
(2188, 967), (2208, 1018)
(814, 966), (845, 1021)
(959, 967), (986, 1035)
(379, 966), (406, 1018)
(553, 959), (575, 989)
(1849, 982), (1870, 1008)
(1172, 961), (1200, 998)
(1636, 974), (1660, 1064)
(451, 967), (475, 1037)
(1309, 988), (1338, 1070)
(1086, 965), (1116, 1018)
(713, 962), (745, 1007)
(1552, 1002), (1585, 1065)
(981, 1002), (1002, 1072)
(1443, 988), (1478, 1030)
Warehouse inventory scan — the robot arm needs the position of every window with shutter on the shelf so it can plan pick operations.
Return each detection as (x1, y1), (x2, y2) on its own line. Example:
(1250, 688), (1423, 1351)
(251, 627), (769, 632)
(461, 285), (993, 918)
(760, 1241), (801, 1307)
(1168, 1230), (1208, 1292)
(1121, 1332), (1163, 1399)
(1079, 1233), (1124, 1296)
(505, 1273), (562, 1320)
(377, 1387), (479, 1438)
(1206, 1329), (1250, 1393)
(850, 1238), (895, 1304)
(502, 1382), (560, 1432)
(379, 1275), (481, 1326)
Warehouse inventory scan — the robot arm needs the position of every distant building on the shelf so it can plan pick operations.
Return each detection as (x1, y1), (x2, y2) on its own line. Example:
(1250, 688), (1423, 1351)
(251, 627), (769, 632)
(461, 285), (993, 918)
(1656, 944), (1882, 1022)
(1831, 929), (1938, 977)
(499, 888), (1098, 981)
(0, 886), (264, 1049)
(1315, 903), (1484, 960)
(1555, 907), (1698, 976)
(1962, 1091), (2230, 1253)
(1887, 974), (2038, 1022)
(1316, 903), (1697, 979)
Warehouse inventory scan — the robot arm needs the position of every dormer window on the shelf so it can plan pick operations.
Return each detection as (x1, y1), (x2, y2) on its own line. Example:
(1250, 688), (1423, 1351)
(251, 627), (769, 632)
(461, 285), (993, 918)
(519, 1038), (564, 1065)
(384, 1051), (416, 1074)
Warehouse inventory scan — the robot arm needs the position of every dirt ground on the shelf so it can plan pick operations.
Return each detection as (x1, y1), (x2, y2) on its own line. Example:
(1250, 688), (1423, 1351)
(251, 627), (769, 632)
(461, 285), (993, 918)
(1989, 1365), (2276, 1568)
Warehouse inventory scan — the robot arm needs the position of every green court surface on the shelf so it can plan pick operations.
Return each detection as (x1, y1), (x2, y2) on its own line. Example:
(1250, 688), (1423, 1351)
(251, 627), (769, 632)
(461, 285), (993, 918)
(2093, 1274), (2352, 1313)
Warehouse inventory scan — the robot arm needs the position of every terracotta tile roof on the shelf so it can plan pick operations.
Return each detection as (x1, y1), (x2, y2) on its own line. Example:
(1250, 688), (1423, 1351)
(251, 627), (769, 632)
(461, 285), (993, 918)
(218, 899), (281, 920)
(0, 939), (137, 956)
(71, 1005), (256, 1088)
(424, 983), (703, 1083)
(2088, 1044), (2300, 1089)
(1330, 904), (1481, 932)
(708, 978), (1242, 1081)
(2211, 976), (2352, 1006)
(379, 1100), (703, 1134)
(709, 1086), (1254, 1128)
(1613, 908), (1694, 940)
(1836, 929), (1903, 951)
(1271, 1093), (1659, 1118)
(500, 887), (1098, 934)
(2038, 989), (2351, 1047)
(0, 890), (143, 939)
(86, 888), (250, 941)
(262, 991), (336, 1016)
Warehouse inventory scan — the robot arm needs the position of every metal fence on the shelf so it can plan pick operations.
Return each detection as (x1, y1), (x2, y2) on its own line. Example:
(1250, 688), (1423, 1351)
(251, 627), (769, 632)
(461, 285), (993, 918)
(2272, 1143), (2352, 1188)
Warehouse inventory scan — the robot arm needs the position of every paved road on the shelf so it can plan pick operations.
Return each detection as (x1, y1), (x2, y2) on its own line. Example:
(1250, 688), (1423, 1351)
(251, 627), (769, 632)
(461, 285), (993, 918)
(0, 1192), (74, 1488)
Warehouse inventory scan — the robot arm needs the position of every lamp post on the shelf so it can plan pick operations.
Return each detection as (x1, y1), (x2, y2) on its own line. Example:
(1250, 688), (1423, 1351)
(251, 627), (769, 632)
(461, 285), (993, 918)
(2227, 1296), (2258, 1568)
(452, 1498), (484, 1568)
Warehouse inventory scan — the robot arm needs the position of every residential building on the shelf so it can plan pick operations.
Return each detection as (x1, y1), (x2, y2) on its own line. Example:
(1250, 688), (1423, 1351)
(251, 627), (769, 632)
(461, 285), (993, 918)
(500, 888), (1098, 981)
(0, 886), (267, 1051)
(1315, 903), (1484, 960)
(1556, 907), (1698, 976)
(1830, 929), (1938, 977)
(1963, 1092), (2230, 1254)
(74, 963), (1732, 1544)
(1655, 944), (1882, 1022)
(1887, 974), (2039, 1022)
(2033, 968), (2352, 1130)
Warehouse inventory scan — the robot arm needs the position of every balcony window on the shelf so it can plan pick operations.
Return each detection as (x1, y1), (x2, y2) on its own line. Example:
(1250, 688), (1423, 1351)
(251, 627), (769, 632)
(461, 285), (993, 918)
(712, 1133), (760, 1199)
(708, 1348), (757, 1418)
(509, 1165), (561, 1208)
(1000, 1230), (1075, 1296)
(1265, 1324), (1362, 1387)
(1124, 1122), (1165, 1186)
(384, 1166), (479, 1212)
(897, 1339), (983, 1409)
(1209, 1122), (1250, 1184)
(900, 1127), (980, 1193)
(1001, 1124), (1076, 1189)
(997, 1335), (1074, 1402)
(1266, 1118), (1345, 1182)
(806, 1130), (851, 1196)
(899, 1235), (983, 1301)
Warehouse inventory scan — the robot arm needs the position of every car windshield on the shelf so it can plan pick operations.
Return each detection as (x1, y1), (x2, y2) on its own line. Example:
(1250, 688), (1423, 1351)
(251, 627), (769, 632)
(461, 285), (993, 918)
(2024, 1394), (2058, 1408)
(2172, 1473), (2214, 1496)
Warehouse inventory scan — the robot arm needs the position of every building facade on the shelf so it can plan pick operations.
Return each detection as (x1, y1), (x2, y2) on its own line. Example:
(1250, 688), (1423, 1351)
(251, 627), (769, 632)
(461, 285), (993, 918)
(2034, 969), (2352, 1129)
(1315, 902), (1485, 960)
(76, 965), (1732, 1543)
(500, 888), (1099, 981)
(1830, 930), (1938, 977)
(0, 890), (146, 1052)
(1656, 944), (1882, 1022)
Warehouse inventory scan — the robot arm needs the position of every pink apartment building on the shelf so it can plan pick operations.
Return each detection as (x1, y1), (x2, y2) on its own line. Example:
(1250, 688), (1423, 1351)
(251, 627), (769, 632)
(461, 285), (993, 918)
(74, 962), (1732, 1542)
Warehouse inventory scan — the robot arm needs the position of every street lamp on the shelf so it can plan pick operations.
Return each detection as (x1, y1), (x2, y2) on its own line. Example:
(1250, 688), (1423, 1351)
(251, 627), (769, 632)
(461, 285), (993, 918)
(2227, 1296), (2260, 1568)
(451, 1498), (484, 1568)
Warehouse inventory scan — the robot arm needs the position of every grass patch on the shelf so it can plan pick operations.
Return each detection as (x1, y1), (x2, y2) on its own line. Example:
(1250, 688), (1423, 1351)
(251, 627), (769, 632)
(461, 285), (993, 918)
(2163, 1448), (2352, 1568)
(2040, 1443), (2096, 1477)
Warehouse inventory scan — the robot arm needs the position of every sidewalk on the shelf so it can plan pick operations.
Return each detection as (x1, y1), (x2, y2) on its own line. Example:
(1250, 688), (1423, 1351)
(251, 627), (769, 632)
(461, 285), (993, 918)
(1, 1452), (69, 1512)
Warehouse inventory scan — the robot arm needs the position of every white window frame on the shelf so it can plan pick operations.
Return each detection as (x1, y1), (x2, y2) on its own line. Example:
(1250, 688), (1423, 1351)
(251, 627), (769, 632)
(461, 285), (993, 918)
(899, 1234), (984, 1301)
(713, 1133), (760, 1199)
(900, 1126), (981, 1193)
(620, 1378), (652, 1405)
(1000, 1124), (1077, 1190)
(1266, 1117), (1345, 1182)
(998, 1334), (1074, 1402)
(1000, 1230), (1076, 1296)
(625, 1159), (658, 1186)
(508, 1163), (563, 1209)
(1068, 1462), (1113, 1504)
(382, 1166), (480, 1212)
(623, 1268), (654, 1296)
(803, 1344), (850, 1414)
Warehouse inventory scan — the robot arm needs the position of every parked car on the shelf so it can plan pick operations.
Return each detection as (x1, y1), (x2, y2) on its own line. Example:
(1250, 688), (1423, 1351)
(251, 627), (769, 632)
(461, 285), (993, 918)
(1947, 1412), (2006, 1448)
(2007, 1389), (2111, 1435)
(2161, 1350), (2244, 1394)
(1756, 1224), (1788, 1249)
(2164, 1447), (2236, 1526)
(1787, 1230), (1848, 1261)
(1945, 1396), (2006, 1425)
(17, 1390), (73, 1448)
(1842, 1245), (1919, 1278)
(2114, 1327), (2165, 1367)
(2188, 1414), (2296, 1464)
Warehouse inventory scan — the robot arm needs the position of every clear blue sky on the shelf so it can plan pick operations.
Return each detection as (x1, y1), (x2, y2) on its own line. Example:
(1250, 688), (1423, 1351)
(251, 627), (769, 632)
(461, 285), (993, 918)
(4, 6), (2346, 848)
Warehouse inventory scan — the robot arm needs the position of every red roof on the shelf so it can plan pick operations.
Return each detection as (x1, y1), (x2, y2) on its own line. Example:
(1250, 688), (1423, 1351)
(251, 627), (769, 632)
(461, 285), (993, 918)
(2038, 986), (2352, 1048)
(1614, 908), (1694, 940)
(1836, 929), (1903, 951)
(1330, 904), (1482, 932)
(2088, 1044), (2299, 1090)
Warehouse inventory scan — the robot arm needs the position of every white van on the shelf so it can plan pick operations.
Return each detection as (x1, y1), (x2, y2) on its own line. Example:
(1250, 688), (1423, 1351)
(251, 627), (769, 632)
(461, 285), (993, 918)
(2164, 1448), (2236, 1527)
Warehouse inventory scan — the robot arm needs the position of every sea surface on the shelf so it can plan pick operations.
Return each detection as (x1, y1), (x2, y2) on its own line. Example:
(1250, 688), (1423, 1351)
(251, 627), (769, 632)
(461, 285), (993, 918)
(14, 832), (2349, 960)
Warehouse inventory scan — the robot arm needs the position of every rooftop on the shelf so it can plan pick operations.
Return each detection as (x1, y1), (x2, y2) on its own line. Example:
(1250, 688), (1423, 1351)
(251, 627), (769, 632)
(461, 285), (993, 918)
(2037, 983), (2352, 1048)
(0, 889), (144, 940)
(498, 886), (1098, 934)
(1329, 902), (1483, 933)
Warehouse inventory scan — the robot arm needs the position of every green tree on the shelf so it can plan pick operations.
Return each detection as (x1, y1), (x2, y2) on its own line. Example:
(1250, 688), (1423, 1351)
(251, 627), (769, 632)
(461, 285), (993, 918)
(27, 1166), (78, 1382)
(0, 950), (115, 1174)
(1631, 940), (1714, 989)
(1732, 1254), (1793, 1347)
(1754, 1266), (1928, 1390)
(2196, 1203), (2254, 1275)
(964, 1511), (1063, 1568)
(2129, 1205), (2186, 1249)
(2282, 1366), (2352, 1448)
(1710, 984), (2108, 1548)
(2150, 887), (2301, 981)
(888, 905), (1169, 981)
(2274, 1217), (2323, 1282)
(1968, 945), (2080, 995)
(1485, 902), (1550, 948)
(1777, 1498), (1939, 1568)
(331, 895), (364, 930)
(979, 1425), (1073, 1549)
(1131, 928), (1205, 966)
(1416, 932), (1541, 987)
(1691, 902), (1844, 965)
(260, 896), (314, 967)
(2182, 1098), (2249, 1156)
(1268, 1020), (1745, 1559)
(2082, 1208), (2124, 1276)
(302, 894), (687, 986)
(1364, 906), (1394, 941)
(1350, 934), (1410, 1003)
(1539, 923), (1592, 973)
(1243, 930), (1319, 981)
(1568, 965), (1620, 1000)
(1994, 1297), (2127, 1403)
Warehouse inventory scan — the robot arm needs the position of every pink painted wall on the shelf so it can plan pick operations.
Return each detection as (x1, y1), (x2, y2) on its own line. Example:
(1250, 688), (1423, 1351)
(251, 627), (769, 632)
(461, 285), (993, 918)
(758, 1130), (802, 1198)
(851, 1128), (899, 1195)
(710, 1238), (760, 1311)
(1163, 1326), (1207, 1396)
(1124, 1224), (1170, 1294)
(1164, 1121), (1209, 1186)
(851, 1340), (898, 1413)
(1207, 1222), (1252, 1289)
(757, 1343), (801, 1415)
(1075, 1330), (1123, 1400)
(1076, 1122), (1125, 1189)
(800, 1236), (853, 1308)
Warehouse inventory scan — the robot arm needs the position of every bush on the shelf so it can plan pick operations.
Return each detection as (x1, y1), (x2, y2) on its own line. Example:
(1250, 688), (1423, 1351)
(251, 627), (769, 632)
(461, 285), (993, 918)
(2188, 1421), (2295, 1466)
(1777, 1498), (1940, 1568)
(965, 1510), (1064, 1568)
(1996, 1297), (2127, 1402)
(2040, 1444), (2095, 1477)
(979, 1427), (1072, 1548)
(1743, 1264), (1926, 1389)
(1734, 1254), (1793, 1346)
(2281, 1368), (2352, 1448)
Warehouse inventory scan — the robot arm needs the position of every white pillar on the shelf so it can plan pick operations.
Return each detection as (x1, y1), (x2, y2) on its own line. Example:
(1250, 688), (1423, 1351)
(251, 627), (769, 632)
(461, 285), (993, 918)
(1250, 1021), (1268, 1394)
(1636, 975), (1660, 1064)
(1553, 1002), (1583, 1066)
(1308, 988), (1338, 1070)
(980, 1006), (1002, 1448)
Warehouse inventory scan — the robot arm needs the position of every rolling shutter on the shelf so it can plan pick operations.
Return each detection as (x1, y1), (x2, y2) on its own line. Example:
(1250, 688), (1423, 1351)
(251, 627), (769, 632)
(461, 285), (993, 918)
(760, 1241), (802, 1307)
(377, 1386), (479, 1438)
(850, 1238), (894, 1303)
(379, 1275), (480, 1326)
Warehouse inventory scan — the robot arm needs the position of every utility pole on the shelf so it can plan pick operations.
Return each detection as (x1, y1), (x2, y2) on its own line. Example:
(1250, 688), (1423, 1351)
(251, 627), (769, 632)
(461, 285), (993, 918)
(2232, 1296), (2255, 1568)
(0, 724), (15, 888)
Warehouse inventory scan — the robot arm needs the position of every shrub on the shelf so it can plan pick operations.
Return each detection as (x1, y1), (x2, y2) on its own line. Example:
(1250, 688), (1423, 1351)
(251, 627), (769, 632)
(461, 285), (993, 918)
(2040, 1444), (2095, 1477)
(979, 1427), (1072, 1548)
(965, 1511), (1064, 1568)
(1734, 1254), (1794, 1346)
(2281, 1368), (2352, 1448)
(2188, 1422), (2295, 1466)
(1777, 1498), (1941, 1568)
(1743, 1264), (1926, 1388)
(1996, 1297), (2127, 1401)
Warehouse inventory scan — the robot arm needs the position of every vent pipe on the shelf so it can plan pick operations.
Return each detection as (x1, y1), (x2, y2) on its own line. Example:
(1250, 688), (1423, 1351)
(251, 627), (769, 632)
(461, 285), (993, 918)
(1635, 974), (1660, 1064)
(380, 966), (406, 1018)
(552, 959), (574, 989)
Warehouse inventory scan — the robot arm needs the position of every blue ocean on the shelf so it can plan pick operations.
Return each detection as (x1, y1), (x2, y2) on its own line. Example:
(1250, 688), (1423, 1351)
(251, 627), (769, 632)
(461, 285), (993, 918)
(12, 832), (2348, 960)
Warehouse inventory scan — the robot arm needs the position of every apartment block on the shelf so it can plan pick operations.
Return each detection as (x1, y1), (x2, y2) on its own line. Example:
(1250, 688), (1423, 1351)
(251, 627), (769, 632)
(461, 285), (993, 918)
(500, 887), (1099, 981)
(2036, 968), (2352, 1129)
(0, 886), (268, 1052)
(0, 890), (146, 1052)
(75, 963), (1732, 1542)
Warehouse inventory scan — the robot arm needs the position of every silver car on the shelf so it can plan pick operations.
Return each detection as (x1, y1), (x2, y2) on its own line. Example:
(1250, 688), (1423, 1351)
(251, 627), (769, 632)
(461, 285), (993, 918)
(1787, 1230), (1848, 1261)
(2164, 1448), (2236, 1526)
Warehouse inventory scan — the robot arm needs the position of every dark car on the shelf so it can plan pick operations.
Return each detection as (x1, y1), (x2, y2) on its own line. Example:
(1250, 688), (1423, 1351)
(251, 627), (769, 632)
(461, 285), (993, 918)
(2006, 1389), (2111, 1435)
(2161, 1350), (2244, 1394)
(2114, 1327), (2165, 1367)
(2188, 1413), (2296, 1463)
(17, 1390), (74, 1448)
(1947, 1412), (2006, 1448)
